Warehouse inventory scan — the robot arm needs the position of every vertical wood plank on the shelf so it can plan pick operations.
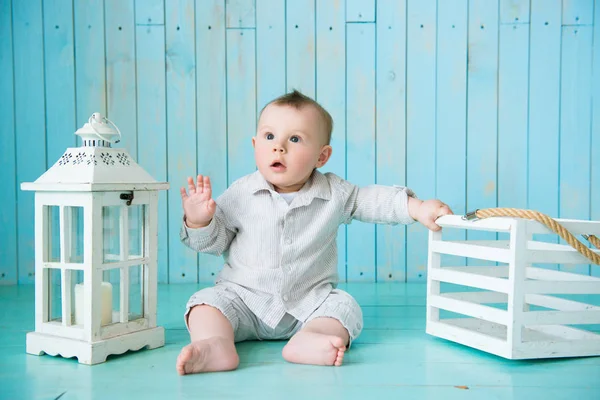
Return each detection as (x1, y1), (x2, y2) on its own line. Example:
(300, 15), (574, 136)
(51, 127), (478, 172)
(226, 0), (255, 28)
(316, 0), (347, 282)
(406, 0), (436, 282)
(559, 25), (593, 275)
(436, 0), (468, 268)
(346, 0), (375, 23)
(528, 0), (561, 271)
(286, 0), (315, 97)
(256, 0), (285, 111)
(43, 0), (76, 165)
(136, 0), (165, 25)
(105, 0), (137, 157)
(14, 0), (46, 284)
(346, 23), (375, 282)
(0, 0), (17, 285)
(466, 0), (499, 267)
(166, 0), (198, 283)
(562, 0), (593, 25)
(498, 23), (529, 211)
(498, 1), (529, 239)
(74, 0), (107, 127)
(591, 0), (600, 277)
(500, 0), (530, 24)
(226, 28), (256, 184)
(196, 0), (227, 282)
(135, 4), (168, 283)
(375, 0), (408, 281)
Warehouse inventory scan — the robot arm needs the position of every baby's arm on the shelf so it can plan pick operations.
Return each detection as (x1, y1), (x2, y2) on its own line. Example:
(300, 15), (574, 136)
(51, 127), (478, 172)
(180, 175), (236, 256)
(341, 182), (452, 231)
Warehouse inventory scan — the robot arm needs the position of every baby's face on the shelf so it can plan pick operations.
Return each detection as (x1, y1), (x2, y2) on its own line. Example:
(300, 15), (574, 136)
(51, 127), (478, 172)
(253, 104), (331, 193)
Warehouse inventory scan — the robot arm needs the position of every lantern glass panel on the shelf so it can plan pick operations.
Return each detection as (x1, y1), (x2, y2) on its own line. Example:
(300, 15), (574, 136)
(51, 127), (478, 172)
(103, 206), (121, 263)
(128, 205), (145, 259)
(70, 270), (84, 325)
(47, 206), (60, 262)
(67, 207), (84, 263)
(48, 268), (61, 322)
(102, 269), (120, 326)
(129, 265), (144, 321)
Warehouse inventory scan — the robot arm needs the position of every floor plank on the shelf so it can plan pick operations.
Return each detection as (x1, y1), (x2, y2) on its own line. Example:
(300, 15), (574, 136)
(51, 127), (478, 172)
(1, 283), (599, 399)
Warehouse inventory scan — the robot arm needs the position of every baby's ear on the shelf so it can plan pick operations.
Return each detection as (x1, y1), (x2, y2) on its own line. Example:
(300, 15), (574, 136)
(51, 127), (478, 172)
(251, 136), (256, 148)
(316, 145), (332, 167)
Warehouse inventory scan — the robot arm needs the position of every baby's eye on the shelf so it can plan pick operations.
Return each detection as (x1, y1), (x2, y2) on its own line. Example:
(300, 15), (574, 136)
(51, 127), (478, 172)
(290, 136), (300, 143)
(266, 133), (274, 140)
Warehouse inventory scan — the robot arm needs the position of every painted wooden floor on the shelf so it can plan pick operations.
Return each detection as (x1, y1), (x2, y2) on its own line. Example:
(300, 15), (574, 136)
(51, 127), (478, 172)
(1, 283), (599, 400)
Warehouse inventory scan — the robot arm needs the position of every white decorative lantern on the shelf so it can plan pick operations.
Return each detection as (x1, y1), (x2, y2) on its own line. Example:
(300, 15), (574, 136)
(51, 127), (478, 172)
(21, 113), (169, 365)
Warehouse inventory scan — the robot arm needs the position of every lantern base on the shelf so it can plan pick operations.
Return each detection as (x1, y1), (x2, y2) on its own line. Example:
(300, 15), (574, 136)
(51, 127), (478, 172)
(26, 326), (165, 365)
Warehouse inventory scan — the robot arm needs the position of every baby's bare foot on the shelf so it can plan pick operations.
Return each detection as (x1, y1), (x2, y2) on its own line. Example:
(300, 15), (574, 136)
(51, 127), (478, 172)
(176, 336), (239, 375)
(282, 331), (346, 366)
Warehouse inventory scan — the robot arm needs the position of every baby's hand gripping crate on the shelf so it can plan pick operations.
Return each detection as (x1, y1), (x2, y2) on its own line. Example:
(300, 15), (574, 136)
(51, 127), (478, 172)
(426, 210), (600, 360)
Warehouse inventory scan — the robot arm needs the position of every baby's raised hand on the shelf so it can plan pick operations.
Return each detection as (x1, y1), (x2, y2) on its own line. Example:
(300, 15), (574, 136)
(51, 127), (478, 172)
(180, 175), (216, 228)
(408, 197), (453, 231)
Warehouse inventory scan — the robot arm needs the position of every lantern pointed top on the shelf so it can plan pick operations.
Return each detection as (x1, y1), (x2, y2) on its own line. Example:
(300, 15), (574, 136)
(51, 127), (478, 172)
(75, 112), (122, 147)
(21, 113), (169, 192)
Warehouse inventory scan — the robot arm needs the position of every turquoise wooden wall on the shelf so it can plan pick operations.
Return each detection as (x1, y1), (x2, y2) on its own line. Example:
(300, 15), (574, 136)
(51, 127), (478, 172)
(1, 0), (598, 285)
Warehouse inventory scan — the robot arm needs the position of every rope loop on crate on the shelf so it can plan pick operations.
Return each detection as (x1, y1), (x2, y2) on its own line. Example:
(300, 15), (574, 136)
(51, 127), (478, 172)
(463, 208), (600, 265)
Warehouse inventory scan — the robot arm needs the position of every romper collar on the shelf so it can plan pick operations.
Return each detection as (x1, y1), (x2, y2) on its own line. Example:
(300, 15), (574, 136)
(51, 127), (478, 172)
(249, 170), (331, 205)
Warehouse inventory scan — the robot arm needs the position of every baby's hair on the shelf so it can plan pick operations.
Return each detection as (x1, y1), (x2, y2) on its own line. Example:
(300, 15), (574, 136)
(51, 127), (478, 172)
(261, 89), (333, 145)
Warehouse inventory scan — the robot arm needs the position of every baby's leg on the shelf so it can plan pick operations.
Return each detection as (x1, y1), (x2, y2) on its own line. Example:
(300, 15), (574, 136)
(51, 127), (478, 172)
(282, 289), (362, 367)
(282, 317), (349, 366)
(176, 305), (239, 375)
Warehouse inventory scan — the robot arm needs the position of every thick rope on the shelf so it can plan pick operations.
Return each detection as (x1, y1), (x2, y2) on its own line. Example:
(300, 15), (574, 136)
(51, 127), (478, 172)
(470, 208), (600, 266)
(586, 233), (600, 249)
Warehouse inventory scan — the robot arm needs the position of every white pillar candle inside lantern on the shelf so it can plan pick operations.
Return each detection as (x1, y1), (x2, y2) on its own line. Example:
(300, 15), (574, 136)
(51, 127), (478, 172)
(74, 282), (112, 326)
(21, 113), (169, 365)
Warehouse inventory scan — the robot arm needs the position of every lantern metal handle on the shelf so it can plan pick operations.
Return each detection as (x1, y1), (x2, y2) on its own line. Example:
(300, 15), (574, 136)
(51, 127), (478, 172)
(120, 192), (134, 206)
(88, 113), (122, 144)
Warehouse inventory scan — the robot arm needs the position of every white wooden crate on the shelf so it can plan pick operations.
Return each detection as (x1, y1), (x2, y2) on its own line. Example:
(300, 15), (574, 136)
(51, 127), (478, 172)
(426, 215), (600, 360)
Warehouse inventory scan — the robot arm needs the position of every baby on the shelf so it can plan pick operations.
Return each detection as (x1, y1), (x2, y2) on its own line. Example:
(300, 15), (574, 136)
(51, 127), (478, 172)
(176, 90), (452, 375)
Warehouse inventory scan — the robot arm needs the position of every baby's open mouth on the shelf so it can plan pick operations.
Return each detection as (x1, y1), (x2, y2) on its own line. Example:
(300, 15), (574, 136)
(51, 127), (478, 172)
(270, 161), (286, 170)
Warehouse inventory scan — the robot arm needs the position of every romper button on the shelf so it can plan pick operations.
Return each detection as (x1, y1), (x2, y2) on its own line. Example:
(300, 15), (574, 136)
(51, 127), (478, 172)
(356, 323), (362, 330)
(285, 237), (292, 244)
(283, 295), (289, 301)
